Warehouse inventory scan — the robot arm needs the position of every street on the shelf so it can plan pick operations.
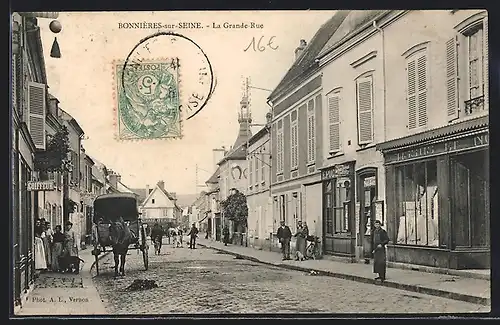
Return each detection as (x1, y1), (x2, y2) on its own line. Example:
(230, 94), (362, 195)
(92, 239), (488, 314)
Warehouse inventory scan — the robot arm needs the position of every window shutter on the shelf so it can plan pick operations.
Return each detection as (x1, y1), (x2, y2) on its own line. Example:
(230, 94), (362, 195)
(28, 82), (47, 149)
(291, 124), (298, 168)
(357, 77), (374, 144)
(446, 37), (459, 121)
(483, 17), (489, 110)
(310, 115), (315, 162)
(12, 55), (17, 112)
(417, 55), (428, 127)
(407, 60), (417, 129)
(328, 94), (341, 152)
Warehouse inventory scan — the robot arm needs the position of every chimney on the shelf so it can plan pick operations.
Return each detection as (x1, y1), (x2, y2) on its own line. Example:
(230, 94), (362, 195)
(48, 95), (59, 116)
(294, 39), (307, 60)
(108, 173), (118, 189)
(116, 174), (121, 184)
(170, 192), (177, 201)
(266, 112), (273, 125)
(146, 184), (150, 194)
(157, 180), (165, 190)
(213, 148), (226, 169)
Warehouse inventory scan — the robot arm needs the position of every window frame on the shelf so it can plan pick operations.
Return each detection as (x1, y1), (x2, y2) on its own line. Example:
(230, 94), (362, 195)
(306, 100), (316, 164)
(290, 109), (299, 170)
(404, 45), (429, 131)
(355, 75), (375, 145)
(276, 119), (284, 174)
(326, 88), (342, 154)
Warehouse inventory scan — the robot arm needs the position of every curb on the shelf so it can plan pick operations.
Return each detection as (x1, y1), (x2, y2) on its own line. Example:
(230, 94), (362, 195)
(199, 243), (490, 306)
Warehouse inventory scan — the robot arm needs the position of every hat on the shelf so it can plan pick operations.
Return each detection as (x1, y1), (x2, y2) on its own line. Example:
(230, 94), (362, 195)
(66, 221), (73, 226)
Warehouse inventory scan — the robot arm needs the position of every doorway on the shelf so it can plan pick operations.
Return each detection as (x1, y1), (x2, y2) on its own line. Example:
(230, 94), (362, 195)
(357, 168), (378, 262)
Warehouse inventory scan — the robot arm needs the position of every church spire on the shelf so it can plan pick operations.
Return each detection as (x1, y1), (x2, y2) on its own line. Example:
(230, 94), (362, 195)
(232, 77), (252, 149)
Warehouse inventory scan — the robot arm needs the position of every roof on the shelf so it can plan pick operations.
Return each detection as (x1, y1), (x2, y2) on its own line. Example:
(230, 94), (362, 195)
(95, 192), (137, 201)
(25, 18), (47, 85)
(91, 164), (106, 184)
(376, 115), (489, 152)
(317, 10), (388, 59)
(59, 109), (84, 136)
(140, 183), (178, 206)
(248, 126), (270, 147)
(117, 181), (135, 194)
(218, 143), (247, 165)
(268, 10), (349, 101)
(130, 188), (149, 204)
(205, 166), (220, 184)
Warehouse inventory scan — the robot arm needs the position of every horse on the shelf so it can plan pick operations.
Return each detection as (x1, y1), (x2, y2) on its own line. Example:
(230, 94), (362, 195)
(109, 219), (134, 276)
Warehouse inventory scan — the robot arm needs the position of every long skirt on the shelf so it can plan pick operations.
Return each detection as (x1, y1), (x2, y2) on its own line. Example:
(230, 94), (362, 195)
(34, 237), (47, 270)
(296, 236), (306, 255)
(42, 236), (52, 269)
(373, 246), (387, 275)
(51, 242), (64, 271)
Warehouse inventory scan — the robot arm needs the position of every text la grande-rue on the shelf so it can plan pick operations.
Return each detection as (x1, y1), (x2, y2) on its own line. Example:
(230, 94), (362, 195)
(212, 22), (263, 29)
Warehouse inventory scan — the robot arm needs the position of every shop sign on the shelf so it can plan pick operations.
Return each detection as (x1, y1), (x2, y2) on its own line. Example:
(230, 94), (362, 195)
(321, 163), (351, 180)
(386, 132), (488, 164)
(27, 180), (56, 191)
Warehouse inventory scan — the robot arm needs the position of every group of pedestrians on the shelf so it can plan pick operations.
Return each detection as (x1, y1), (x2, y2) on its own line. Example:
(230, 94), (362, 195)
(34, 218), (79, 273)
(276, 219), (389, 281)
(149, 222), (200, 254)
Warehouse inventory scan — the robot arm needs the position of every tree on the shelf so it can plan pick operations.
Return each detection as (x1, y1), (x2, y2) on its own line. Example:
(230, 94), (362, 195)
(220, 189), (248, 232)
(34, 125), (71, 172)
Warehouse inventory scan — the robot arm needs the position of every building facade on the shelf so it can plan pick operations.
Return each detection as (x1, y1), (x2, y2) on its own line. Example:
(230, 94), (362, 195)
(246, 119), (273, 250)
(11, 12), (59, 308)
(79, 150), (95, 245)
(376, 10), (489, 269)
(268, 11), (349, 254)
(140, 181), (181, 225)
(313, 10), (399, 259)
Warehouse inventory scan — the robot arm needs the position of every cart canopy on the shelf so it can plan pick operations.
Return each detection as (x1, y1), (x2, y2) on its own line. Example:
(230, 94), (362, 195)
(93, 193), (139, 223)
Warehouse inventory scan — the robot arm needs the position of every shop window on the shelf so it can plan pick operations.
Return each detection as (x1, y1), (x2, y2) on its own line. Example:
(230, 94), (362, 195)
(334, 178), (351, 234)
(395, 160), (439, 246)
(451, 151), (489, 248)
(325, 180), (334, 235)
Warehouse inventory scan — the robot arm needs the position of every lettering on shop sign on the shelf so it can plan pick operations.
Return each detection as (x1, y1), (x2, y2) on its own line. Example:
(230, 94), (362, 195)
(386, 132), (489, 164)
(321, 163), (351, 181)
(27, 181), (56, 191)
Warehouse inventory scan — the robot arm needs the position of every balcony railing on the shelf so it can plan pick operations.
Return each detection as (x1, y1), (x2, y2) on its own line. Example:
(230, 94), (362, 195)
(464, 95), (485, 116)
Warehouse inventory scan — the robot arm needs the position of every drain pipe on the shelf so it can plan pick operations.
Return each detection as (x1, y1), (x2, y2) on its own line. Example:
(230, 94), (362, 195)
(373, 20), (387, 142)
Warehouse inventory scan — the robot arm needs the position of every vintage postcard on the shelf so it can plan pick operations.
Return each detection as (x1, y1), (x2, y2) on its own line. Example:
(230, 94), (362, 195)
(11, 10), (490, 316)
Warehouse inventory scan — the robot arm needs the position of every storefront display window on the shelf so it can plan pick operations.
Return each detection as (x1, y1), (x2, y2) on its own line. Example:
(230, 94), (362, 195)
(451, 150), (489, 248)
(395, 160), (439, 246)
(325, 180), (333, 235)
(334, 177), (351, 233)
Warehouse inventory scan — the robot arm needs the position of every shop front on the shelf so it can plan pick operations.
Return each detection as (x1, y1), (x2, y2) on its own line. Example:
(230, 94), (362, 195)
(320, 161), (356, 257)
(378, 117), (489, 269)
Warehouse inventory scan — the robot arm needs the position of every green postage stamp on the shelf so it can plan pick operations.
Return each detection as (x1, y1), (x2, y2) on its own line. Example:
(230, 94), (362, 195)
(114, 59), (181, 140)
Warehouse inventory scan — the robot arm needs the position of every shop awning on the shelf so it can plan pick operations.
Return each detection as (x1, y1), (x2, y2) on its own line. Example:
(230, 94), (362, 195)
(376, 115), (489, 152)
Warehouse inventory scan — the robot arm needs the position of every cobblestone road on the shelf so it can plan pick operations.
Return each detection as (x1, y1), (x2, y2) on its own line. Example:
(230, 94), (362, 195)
(92, 242), (488, 314)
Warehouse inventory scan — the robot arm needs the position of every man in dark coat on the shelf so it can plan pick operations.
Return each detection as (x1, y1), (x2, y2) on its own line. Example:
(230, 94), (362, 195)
(372, 220), (389, 281)
(187, 223), (199, 249)
(276, 220), (292, 260)
(222, 225), (230, 246)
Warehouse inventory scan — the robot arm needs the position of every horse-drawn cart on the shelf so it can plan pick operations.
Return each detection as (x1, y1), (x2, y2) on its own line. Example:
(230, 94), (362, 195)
(91, 193), (149, 275)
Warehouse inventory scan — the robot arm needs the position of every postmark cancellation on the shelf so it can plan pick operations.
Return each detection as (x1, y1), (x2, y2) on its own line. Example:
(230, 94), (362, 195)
(113, 58), (182, 140)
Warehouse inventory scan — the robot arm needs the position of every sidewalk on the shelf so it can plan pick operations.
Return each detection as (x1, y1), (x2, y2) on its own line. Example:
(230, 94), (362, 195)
(197, 238), (491, 306)
(15, 248), (109, 316)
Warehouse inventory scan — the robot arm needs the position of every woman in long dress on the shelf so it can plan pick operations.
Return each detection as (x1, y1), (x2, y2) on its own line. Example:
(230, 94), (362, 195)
(64, 221), (79, 258)
(34, 219), (47, 270)
(42, 220), (53, 270)
(294, 221), (306, 261)
(51, 225), (64, 272)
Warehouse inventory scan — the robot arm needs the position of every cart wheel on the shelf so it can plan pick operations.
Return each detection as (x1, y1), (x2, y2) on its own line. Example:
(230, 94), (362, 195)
(142, 246), (149, 270)
(94, 253), (100, 275)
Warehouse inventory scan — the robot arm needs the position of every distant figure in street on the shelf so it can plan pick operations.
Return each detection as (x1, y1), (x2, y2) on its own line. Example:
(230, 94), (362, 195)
(294, 220), (307, 261)
(51, 225), (64, 272)
(222, 225), (230, 246)
(151, 222), (163, 255)
(372, 220), (389, 281)
(43, 220), (53, 270)
(276, 221), (292, 260)
(165, 226), (171, 244)
(178, 227), (183, 246)
(188, 223), (199, 249)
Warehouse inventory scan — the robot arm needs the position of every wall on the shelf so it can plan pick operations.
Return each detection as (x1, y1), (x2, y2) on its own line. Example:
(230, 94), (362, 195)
(218, 157), (248, 200)
(383, 10), (488, 142)
(141, 186), (176, 219)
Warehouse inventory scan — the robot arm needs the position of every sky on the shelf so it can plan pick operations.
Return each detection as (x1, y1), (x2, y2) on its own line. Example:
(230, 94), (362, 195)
(40, 11), (335, 195)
